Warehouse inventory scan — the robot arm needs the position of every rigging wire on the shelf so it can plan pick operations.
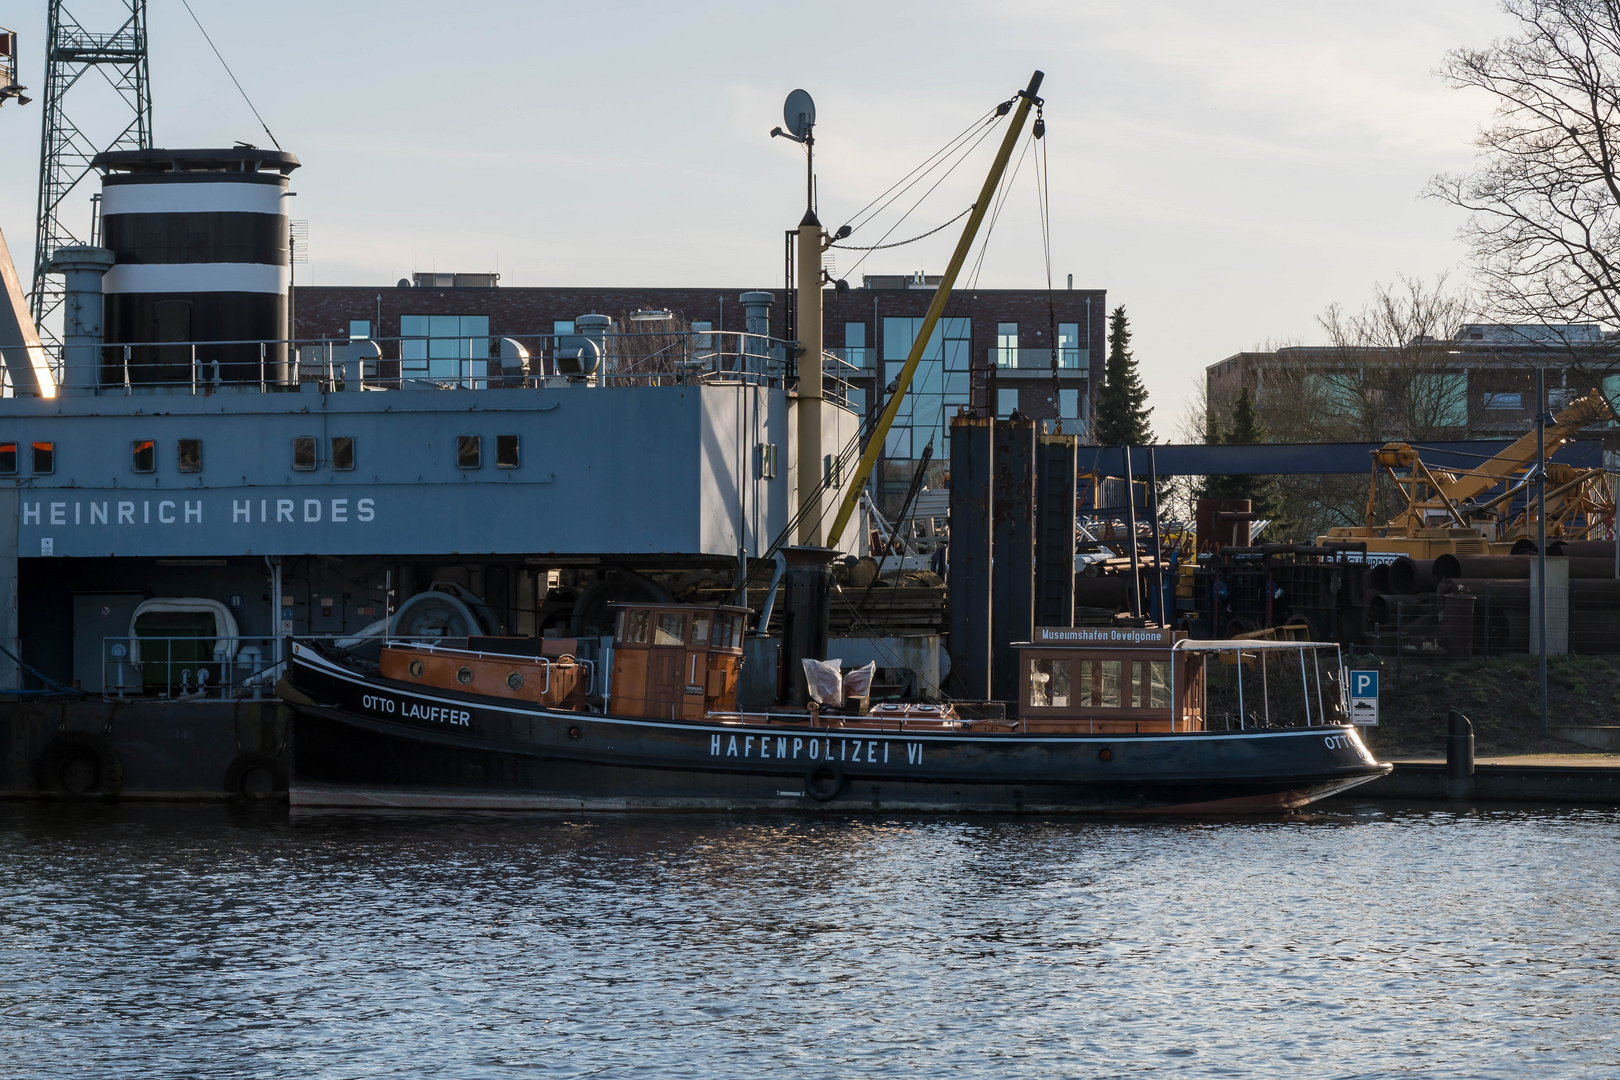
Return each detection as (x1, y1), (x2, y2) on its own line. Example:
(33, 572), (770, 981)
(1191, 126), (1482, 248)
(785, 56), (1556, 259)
(180, 0), (282, 151)
(838, 118), (1007, 282)
(1033, 106), (1062, 434)
(839, 105), (1003, 237)
(830, 205), (974, 251)
(963, 129), (1036, 296)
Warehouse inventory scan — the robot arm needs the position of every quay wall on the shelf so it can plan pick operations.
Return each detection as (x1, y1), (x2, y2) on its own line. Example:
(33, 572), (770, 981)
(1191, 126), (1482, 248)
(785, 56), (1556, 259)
(1, 699), (288, 801)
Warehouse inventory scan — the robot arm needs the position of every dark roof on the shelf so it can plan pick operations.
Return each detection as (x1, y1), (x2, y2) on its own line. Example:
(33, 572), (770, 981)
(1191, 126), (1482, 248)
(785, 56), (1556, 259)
(93, 147), (300, 175)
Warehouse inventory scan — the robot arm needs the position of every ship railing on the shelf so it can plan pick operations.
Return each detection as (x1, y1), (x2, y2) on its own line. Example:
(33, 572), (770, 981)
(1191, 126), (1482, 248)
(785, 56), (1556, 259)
(1173, 638), (1352, 732)
(56, 329), (841, 396)
(95, 633), (594, 702)
(702, 708), (965, 732)
(382, 639), (596, 697)
(99, 634), (282, 702)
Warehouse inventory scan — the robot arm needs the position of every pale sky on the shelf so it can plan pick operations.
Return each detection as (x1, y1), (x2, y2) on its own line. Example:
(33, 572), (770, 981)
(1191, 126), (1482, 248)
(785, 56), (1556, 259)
(0, 0), (1518, 431)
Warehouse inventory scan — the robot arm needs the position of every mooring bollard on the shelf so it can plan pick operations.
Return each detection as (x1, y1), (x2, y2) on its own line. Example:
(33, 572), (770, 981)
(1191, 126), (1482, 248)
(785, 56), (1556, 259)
(1446, 708), (1475, 801)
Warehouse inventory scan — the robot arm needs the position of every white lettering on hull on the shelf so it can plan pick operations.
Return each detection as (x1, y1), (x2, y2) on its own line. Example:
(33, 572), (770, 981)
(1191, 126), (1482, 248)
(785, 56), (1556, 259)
(19, 495), (381, 531)
(710, 735), (923, 764)
(361, 692), (470, 727)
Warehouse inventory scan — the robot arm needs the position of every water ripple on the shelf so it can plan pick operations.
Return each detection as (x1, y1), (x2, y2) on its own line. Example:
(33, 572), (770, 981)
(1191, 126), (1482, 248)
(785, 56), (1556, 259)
(2, 802), (1618, 1078)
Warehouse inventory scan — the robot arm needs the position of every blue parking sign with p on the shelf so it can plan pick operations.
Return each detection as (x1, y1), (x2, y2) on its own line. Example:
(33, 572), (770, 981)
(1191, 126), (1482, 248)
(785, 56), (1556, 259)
(1350, 670), (1378, 699)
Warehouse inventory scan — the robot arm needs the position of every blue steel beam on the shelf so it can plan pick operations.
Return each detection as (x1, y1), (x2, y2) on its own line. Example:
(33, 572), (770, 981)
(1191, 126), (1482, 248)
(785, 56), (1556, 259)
(1080, 440), (1604, 477)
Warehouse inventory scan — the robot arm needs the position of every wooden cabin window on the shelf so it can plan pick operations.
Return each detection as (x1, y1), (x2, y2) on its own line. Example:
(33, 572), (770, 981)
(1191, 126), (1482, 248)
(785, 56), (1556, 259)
(654, 613), (685, 646)
(711, 614), (743, 650)
(619, 609), (649, 645)
(1148, 661), (1171, 708)
(688, 613), (712, 646)
(1028, 658), (1071, 708)
(1094, 660), (1122, 707)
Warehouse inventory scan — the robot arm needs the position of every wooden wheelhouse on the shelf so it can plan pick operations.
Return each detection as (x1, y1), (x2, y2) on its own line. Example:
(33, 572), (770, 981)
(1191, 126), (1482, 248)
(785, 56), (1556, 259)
(608, 603), (748, 720)
(1015, 626), (1204, 734)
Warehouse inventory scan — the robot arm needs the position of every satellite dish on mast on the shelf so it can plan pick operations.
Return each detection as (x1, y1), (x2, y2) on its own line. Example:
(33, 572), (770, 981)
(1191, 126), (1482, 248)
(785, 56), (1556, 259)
(775, 88), (815, 143)
(784, 89), (816, 138)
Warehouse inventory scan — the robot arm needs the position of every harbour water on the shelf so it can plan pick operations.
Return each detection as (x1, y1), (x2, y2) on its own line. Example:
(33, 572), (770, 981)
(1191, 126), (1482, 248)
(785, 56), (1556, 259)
(3, 802), (1618, 1078)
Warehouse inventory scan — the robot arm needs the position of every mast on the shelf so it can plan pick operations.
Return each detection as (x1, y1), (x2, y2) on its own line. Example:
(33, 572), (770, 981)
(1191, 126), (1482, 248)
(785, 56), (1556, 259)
(825, 69), (1045, 546)
(797, 203), (825, 544)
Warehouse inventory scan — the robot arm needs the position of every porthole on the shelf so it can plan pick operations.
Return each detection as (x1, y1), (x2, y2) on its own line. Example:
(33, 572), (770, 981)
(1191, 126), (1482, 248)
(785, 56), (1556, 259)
(456, 666), (475, 685)
(408, 660), (424, 677)
(507, 672), (524, 690)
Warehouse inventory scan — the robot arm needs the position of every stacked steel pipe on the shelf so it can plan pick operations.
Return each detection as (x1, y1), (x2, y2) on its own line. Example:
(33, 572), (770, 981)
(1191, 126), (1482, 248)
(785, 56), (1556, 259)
(1369, 542), (1620, 655)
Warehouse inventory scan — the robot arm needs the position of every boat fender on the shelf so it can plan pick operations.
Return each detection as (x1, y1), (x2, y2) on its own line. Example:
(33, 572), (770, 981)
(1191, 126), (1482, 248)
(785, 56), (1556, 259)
(36, 731), (123, 798)
(275, 677), (314, 707)
(223, 751), (287, 801)
(804, 764), (844, 802)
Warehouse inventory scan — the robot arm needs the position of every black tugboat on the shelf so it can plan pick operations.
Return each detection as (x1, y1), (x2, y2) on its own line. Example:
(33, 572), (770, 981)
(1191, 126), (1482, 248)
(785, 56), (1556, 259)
(280, 606), (1389, 812)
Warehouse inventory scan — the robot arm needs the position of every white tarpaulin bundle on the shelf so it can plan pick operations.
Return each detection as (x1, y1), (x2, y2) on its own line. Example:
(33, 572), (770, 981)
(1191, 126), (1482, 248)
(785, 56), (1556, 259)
(802, 658), (844, 706)
(843, 662), (876, 699)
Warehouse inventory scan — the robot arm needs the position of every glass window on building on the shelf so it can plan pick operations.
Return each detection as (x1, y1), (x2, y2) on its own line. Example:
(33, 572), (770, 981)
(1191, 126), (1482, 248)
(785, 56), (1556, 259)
(553, 320), (575, 338)
(997, 388), (1020, 417)
(1058, 322), (1084, 371)
(401, 314), (490, 380)
(692, 320), (713, 351)
(349, 320), (371, 339)
(1060, 389), (1080, 418)
(881, 316), (971, 460)
(843, 322), (868, 369)
(996, 323), (1019, 367)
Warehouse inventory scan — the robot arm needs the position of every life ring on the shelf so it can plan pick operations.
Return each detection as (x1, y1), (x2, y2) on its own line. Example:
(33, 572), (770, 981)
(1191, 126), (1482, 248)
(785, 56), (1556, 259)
(804, 764), (844, 802)
(36, 732), (123, 797)
(223, 751), (287, 801)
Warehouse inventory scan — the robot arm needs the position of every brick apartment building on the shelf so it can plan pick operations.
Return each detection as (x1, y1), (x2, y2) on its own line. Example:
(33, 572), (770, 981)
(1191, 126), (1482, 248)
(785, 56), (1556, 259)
(1206, 324), (1620, 439)
(298, 273), (1106, 506)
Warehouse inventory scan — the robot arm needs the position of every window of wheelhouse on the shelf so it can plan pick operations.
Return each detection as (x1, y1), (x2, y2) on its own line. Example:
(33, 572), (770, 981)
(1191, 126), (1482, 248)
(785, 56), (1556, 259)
(654, 612), (685, 645)
(1132, 660), (1171, 709)
(0, 442), (15, 475)
(710, 613), (743, 650)
(616, 609), (650, 645)
(1028, 657), (1071, 707)
(688, 612), (712, 647)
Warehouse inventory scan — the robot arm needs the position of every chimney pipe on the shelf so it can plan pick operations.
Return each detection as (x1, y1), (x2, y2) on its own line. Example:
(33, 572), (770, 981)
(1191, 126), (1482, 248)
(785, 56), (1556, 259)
(47, 245), (115, 396)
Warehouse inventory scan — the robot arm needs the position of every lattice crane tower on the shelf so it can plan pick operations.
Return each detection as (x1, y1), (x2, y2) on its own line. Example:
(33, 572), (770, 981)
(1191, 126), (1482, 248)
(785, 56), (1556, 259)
(29, 0), (152, 348)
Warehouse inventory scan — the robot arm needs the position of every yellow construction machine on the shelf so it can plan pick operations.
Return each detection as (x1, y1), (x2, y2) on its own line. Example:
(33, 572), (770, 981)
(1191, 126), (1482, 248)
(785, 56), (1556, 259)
(1318, 389), (1615, 557)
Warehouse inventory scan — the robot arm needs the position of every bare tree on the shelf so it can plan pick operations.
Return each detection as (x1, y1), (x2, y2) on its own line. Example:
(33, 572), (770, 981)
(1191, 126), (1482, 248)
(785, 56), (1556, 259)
(1428, 0), (1620, 382)
(1200, 278), (1479, 540)
(1308, 275), (1477, 442)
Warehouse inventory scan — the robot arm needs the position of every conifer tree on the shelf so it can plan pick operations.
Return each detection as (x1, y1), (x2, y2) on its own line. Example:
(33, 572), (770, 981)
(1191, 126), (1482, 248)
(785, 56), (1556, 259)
(1092, 306), (1153, 447)
(1198, 387), (1288, 535)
